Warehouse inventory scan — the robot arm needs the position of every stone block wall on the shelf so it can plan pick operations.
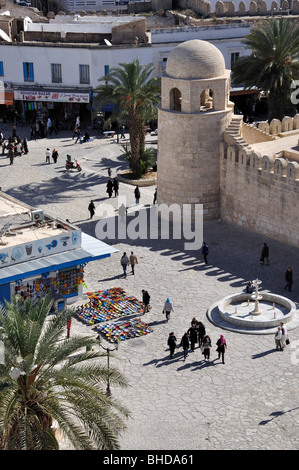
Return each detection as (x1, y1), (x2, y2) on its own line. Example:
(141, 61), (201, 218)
(220, 145), (299, 247)
(175, 0), (294, 16)
(157, 106), (232, 219)
(112, 18), (146, 44)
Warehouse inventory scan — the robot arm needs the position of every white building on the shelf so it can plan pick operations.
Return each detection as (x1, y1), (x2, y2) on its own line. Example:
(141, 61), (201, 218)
(0, 12), (254, 124)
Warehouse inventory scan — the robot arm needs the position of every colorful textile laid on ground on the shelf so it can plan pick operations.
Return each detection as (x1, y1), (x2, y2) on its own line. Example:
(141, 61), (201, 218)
(76, 287), (145, 325)
(96, 318), (154, 343)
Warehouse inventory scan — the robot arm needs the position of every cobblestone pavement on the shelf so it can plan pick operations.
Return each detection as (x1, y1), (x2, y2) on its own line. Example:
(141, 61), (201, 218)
(1, 124), (299, 451)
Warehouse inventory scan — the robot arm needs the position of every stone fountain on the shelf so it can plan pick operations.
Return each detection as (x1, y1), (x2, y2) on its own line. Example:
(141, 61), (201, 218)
(250, 278), (263, 315)
(207, 278), (299, 334)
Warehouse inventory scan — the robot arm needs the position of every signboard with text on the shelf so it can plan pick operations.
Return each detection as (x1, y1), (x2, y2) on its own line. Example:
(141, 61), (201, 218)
(14, 90), (90, 103)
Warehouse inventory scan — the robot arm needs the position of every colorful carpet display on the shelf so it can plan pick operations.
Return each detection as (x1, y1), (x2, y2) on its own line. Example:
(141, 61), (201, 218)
(76, 288), (153, 342)
(76, 287), (145, 325)
(97, 318), (154, 343)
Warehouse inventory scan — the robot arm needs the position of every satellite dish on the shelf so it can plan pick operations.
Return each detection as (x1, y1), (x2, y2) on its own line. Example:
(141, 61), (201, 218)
(104, 38), (112, 46)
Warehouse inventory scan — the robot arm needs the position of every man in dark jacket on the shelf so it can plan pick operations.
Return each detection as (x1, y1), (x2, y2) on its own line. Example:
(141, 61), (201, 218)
(285, 267), (293, 291)
(142, 289), (150, 314)
(260, 243), (269, 265)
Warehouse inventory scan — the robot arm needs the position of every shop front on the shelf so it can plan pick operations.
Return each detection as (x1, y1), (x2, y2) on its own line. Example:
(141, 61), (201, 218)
(14, 88), (92, 127)
(0, 192), (117, 308)
(0, 232), (118, 310)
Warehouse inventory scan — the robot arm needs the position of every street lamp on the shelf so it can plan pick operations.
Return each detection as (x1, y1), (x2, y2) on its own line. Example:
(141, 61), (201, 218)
(100, 340), (118, 396)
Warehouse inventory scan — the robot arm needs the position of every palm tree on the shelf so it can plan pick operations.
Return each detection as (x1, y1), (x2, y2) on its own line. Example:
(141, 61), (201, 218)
(232, 18), (299, 121)
(0, 295), (129, 450)
(94, 58), (160, 176)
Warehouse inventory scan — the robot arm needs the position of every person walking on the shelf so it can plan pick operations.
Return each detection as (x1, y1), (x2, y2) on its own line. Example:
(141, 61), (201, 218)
(23, 137), (29, 154)
(120, 125), (126, 139)
(134, 185), (141, 205)
(162, 297), (174, 323)
(280, 322), (289, 348)
(167, 332), (177, 359)
(153, 188), (157, 204)
(106, 179), (113, 198)
(9, 147), (14, 165)
(52, 148), (59, 163)
(108, 168), (112, 178)
(201, 242), (209, 264)
(216, 334), (227, 363)
(129, 251), (138, 275)
(45, 148), (51, 163)
(75, 128), (82, 144)
(274, 326), (283, 351)
(285, 267), (293, 291)
(120, 252), (129, 278)
(142, 289), (150, 314)
(197, 321), (206, 347)
(260, 242), (269, 265)
(180, 332), (190, 362)
(88, 200), (95, 219)
(188, 325), (198, 351)
(113, 177), (119, 197)
(202, 335), (212, 361)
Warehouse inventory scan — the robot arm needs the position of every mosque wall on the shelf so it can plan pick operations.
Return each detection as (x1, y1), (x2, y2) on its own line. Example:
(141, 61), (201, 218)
(176, 0), (298, 16)
(220, 144), (299, 248)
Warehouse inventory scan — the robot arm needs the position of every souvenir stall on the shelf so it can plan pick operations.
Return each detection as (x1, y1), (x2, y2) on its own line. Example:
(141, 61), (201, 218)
(0, 193), (118, 307)
(11, 266), (84, 302)
(97, 318), (154, 343)
(76, 287), (144, 324)
(76, 287), (154, 342)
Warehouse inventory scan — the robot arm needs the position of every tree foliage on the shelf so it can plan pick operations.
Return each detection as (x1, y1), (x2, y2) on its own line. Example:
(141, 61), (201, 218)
(232, 18), (299, 121)
(94, 58), (160, 177)
(0, 295), (129, 450)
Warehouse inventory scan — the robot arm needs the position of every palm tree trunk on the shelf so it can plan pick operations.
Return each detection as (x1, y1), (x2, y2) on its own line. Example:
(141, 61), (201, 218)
(128, 111), (142, 176)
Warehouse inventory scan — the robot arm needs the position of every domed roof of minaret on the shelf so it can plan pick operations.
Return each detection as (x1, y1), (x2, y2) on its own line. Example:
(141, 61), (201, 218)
(166, 39), (226, 80)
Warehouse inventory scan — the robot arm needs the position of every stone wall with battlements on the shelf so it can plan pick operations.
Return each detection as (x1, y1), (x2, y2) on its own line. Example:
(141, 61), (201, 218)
(220, 116), (299, 247)
(176, 0), (299, 16)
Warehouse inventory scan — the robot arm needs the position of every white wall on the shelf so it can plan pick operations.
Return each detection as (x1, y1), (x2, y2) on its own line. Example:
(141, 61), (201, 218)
(0, 23), (253, 89)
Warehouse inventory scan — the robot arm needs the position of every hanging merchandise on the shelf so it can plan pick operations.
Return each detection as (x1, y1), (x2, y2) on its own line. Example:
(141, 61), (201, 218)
(13, 267), (84, 300)
(76, 287), (144, 325)
(96, 318), (154, 343)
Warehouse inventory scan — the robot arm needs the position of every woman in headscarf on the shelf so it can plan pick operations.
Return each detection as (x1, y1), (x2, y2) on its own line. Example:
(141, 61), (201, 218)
(163, 297), (174, 322)
(216, 334), (227, 364)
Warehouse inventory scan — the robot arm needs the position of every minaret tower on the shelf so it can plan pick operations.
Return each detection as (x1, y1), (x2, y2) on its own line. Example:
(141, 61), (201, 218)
(157, 39), (234, 219)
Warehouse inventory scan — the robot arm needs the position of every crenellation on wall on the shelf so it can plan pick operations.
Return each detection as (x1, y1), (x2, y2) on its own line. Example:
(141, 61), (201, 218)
(175, 0), (293, 17)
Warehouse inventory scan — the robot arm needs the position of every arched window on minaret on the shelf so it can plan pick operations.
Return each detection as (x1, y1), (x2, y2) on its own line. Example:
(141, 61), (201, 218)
(169, 88), (181, 111)
(200, 89), (214, 111)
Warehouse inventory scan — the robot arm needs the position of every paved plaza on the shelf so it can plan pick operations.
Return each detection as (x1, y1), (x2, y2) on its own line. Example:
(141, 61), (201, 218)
(1, 124), (299, 451)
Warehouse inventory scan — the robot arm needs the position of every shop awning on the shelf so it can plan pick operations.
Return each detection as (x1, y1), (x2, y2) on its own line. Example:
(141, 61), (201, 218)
(230, 87), (259, 96)
(0, 91), (14, 105)
(0, 233), (118, 285)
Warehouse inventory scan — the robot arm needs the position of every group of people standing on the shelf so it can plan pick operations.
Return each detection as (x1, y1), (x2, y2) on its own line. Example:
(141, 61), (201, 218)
(168, 319), (227, 364)
(30, 117), (59, 139)
(1, 129), (29, 165)
(106, 177), (119, 198)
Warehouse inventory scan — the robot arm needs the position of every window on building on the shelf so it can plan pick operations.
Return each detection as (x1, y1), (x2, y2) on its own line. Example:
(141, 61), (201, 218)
(79, 64), (90, 84)
(51, 63), (62, 83)
(23, 62), (34, 82)
(231, 52), (240, 68)
(0, 61), (4, 76)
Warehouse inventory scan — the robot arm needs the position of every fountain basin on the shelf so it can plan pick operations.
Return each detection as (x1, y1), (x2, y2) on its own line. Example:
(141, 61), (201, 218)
(218, 293), (296, 329)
